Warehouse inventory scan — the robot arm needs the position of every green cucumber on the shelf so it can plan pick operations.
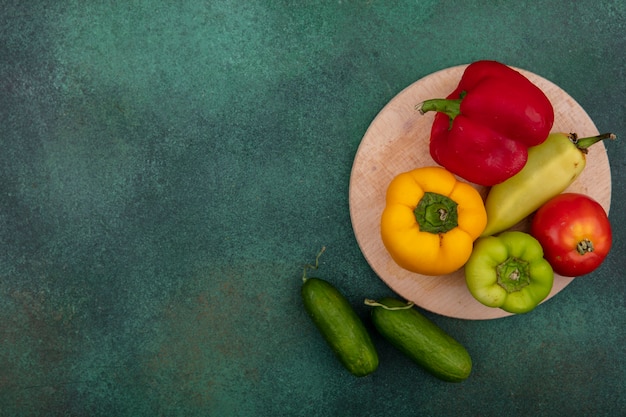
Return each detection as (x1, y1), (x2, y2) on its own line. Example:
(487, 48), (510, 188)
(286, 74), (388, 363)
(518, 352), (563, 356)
(365, 297), (471, 382)
(302, 277), (379, 377)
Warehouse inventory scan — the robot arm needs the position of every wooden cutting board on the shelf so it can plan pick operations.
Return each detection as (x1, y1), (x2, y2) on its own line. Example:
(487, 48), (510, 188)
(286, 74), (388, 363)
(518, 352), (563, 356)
(349, 65), (612, 320)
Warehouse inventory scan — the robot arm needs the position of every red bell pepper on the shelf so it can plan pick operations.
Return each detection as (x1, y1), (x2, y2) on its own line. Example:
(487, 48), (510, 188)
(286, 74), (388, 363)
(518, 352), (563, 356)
(418, 60), (554, 186)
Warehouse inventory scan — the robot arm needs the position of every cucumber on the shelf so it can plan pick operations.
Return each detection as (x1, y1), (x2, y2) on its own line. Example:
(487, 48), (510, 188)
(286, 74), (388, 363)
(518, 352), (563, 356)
(366, 297), (471, 382)
(302, 277), (379, 377)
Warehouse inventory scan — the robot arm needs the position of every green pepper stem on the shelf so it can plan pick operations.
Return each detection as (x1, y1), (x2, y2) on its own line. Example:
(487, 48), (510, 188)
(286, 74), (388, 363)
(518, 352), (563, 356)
(571, 132), (616, 153)
(496, 256), (531, 293)
(416, 98), (462, 120)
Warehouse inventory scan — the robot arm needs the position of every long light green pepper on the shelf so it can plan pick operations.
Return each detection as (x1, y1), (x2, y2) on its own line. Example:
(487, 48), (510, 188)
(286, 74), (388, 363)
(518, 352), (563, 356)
(481, 132), (615, 237)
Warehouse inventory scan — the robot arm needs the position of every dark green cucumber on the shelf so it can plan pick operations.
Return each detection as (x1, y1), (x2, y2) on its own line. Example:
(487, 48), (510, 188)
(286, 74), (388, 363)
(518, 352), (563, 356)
(366, 297), (471, 382)
(302, 278), (378, 377)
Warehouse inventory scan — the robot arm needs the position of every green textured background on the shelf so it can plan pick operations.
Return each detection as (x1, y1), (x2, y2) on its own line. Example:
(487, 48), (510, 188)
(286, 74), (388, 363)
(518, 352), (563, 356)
(1, 1), (625, 416)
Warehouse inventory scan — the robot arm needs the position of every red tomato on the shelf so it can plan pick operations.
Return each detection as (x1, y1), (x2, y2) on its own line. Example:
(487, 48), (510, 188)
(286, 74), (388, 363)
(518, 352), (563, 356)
(530, 193), (612, 277)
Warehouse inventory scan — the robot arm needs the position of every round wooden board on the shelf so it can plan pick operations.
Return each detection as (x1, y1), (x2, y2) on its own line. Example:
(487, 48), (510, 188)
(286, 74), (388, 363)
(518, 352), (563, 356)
(349, 64), (612, 320)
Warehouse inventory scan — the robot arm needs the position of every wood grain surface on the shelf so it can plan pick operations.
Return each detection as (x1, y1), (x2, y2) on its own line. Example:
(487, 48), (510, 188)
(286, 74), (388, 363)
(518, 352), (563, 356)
(349, 65), (612, 320)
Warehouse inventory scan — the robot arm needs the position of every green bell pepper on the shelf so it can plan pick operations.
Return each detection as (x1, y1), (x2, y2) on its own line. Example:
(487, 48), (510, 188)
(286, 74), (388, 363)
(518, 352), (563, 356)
(464, 231), (554, 314)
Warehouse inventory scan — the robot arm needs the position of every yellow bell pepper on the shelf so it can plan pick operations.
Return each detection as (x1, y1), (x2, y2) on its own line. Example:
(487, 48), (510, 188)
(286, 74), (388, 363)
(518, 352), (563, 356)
(381, 166), (487, 276)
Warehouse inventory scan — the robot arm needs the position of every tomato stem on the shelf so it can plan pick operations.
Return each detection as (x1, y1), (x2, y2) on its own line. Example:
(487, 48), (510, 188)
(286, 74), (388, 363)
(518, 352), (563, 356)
(576, 238), (594, 255)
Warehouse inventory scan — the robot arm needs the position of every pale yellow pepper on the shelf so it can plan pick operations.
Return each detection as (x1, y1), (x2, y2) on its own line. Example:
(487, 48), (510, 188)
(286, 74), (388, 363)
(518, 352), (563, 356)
(381, 166), (487, 276)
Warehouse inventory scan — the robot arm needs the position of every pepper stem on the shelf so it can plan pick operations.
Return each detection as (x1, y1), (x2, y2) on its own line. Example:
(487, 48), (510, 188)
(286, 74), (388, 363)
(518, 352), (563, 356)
(414, 192), (459, 234)
(416, 98), (462, 120)
(570, 132), (616, 154)
(496, 256), (531, 293)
